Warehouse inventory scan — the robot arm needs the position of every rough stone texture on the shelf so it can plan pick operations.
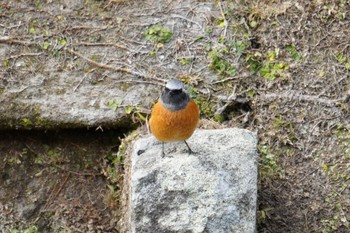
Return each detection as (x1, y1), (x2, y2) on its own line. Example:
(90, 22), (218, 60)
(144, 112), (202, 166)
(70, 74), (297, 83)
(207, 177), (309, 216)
(123, 128), (258, 233)
(0, 0), (217, 129)
(0, 74), (156, 129)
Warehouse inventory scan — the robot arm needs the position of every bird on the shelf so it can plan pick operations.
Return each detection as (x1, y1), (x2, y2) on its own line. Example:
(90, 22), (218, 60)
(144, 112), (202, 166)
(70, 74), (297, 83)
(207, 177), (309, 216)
(149, 79), (199, 157)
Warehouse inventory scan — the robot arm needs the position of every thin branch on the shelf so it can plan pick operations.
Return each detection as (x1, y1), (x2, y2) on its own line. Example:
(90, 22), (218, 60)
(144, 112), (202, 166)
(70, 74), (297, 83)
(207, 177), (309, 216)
(66, 48), (140, 74)
(43, 179), (60, 210)
(73, 41), (128, 50)
(260, 91), (346, 106)
(107, 77), (164, 86)
(215, 85), (237, 115)
(8, 52), (44, 60)
(64, 25), (109, 31)
(212, 75), (246, 85)
(7, 84), (42, 93)
(218, 0), (228, 38)
(53, 164), (102, 176)
(0, 22), (22, 29)
(170, 14), (202, 29)
(66, 48), (165, 82)
(43, 173), (70, 210)
(73, 68), (97, 92)
(119, 36), (150, 45)
(0, 37), (38, 46)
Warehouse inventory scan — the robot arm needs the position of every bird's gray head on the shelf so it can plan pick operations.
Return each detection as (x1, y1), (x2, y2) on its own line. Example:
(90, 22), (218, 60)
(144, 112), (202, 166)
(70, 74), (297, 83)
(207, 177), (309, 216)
(160, 79), (190, 111)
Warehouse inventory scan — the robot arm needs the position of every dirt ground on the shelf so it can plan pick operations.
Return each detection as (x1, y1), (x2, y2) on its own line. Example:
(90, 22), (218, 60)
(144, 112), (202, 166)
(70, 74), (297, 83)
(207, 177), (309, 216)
(0, 130), (126, 233)
(1, 0), (350, 233)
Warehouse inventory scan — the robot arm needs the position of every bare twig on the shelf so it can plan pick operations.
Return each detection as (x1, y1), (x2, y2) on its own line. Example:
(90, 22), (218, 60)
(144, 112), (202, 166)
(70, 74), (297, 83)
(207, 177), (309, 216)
(128, 19), (165, 27)
(0, 22), (22, 29)
(66, 48), (166, 83)
(44, 173), (70, 210)
(64, 25), (109, 31)
(215, 86), (237, 115)
(54, 174), (70, 197)
(66, 48), (139, 74)
(53, 164), (102, 176)
(260, 91), (346, 106)
(43, 180), (60, 210)
(146, 114), (150, 135)
(211, 76), (246, 85)
(73, 68), (97, 91)
(8, 52), (44, 60)
(7, 83), (44, 93)
(218, 0), (228, 38)
(119, 36), (150, 45)
(0, 37), (37, 46)
(107, 78), (164, 86)
(171, 14), (202, 29)
(73, 42), (128, 50)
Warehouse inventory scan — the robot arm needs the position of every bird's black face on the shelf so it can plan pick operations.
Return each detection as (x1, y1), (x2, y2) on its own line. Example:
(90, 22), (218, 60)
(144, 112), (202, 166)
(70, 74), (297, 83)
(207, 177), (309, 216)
(160, 87), (190, 111)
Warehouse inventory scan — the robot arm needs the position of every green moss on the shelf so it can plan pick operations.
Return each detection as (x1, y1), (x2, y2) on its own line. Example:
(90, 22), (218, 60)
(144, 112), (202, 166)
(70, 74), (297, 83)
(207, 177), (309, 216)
(90, 54), (102, 62)
(5, 157), (22, 166)
(285, 45), (301, 61)
(178, 57), (193, 65)
(195, 95), (216, 118)
(21, 118), (33, 128)
(120, 83), (130, 91)
(143, 25), (173, 44)
(10, 225), (38, 233)
(214, 114), (224, 123)
(28, 19), (38, 34)
(208, 46), (237, 77)
(258, 145), (282, 178)
(2, 59), (11, 70)
(259, 61), (288, 81)
(104, 130), (139, 207)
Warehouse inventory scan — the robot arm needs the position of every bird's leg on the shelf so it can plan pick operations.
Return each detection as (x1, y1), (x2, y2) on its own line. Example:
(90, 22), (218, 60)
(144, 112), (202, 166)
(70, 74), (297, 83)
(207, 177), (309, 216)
(161, 142), (165, 157)
(184, 140), (194, 154)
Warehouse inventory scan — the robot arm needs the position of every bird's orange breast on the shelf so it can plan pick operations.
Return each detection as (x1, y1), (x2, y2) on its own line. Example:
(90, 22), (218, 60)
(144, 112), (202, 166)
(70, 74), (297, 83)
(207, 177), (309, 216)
(149, 100), (199, 142)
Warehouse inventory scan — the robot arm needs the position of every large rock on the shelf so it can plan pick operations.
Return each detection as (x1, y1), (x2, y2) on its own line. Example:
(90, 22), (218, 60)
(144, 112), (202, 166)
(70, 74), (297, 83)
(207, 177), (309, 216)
(0, 0), (216, 130)
(0, 74), (156, 129)
(122, 128), (258, 233)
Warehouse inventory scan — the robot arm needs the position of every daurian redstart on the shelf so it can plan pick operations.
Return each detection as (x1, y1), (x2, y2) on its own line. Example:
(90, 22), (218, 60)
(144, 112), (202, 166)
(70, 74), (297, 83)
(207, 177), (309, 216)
(149, 79), (199, 157)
